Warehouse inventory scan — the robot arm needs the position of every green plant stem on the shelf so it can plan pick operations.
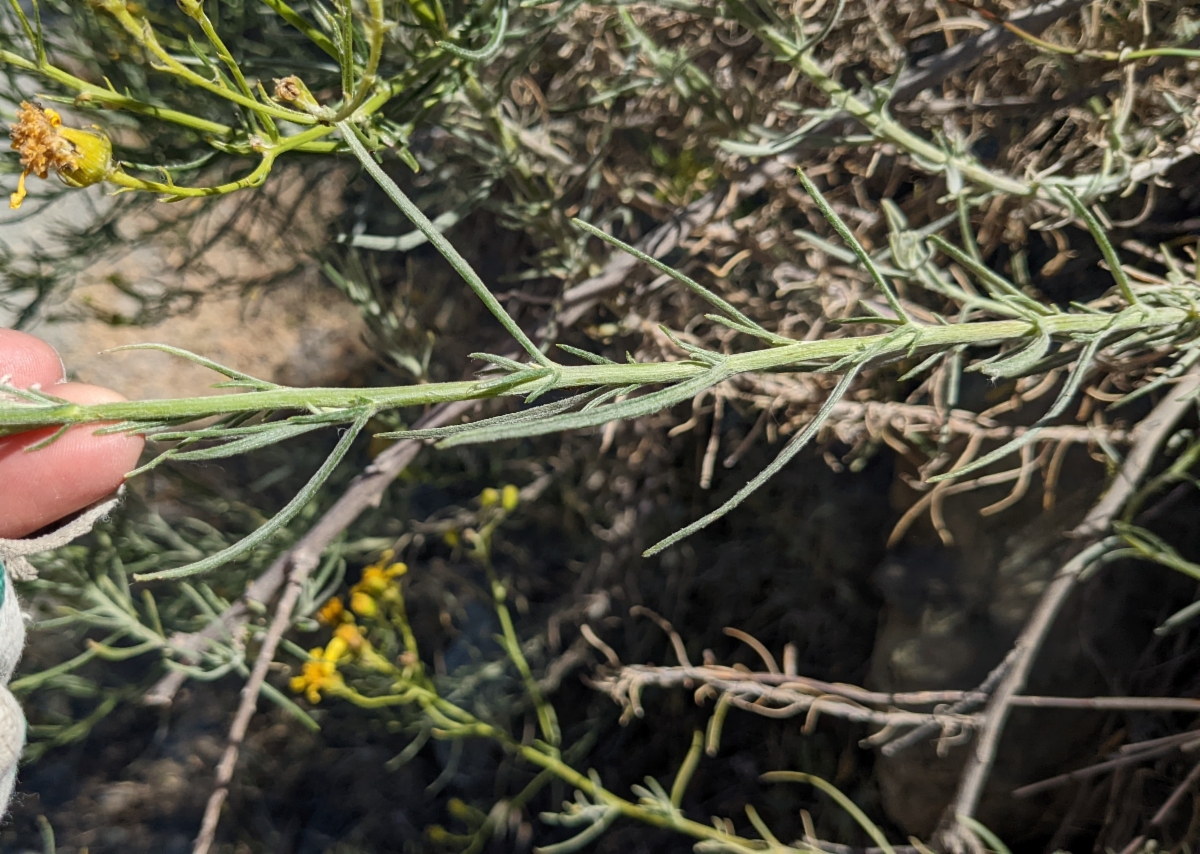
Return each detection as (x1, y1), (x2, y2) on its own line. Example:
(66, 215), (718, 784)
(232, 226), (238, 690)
(1, 307), (1188, 436)
(335, 680), (792, 850)
(329, 0), (386, 122)
(108, 124), (336, 198)
(257, 0), (339, 58)
(723, 1), (1164, 202)
(728, 7), (1031, 197)
(0, 49), (340, 153)
(186, 3), (278, 139)
(1, 49), (224, 136)
(92, 0), (316, 125)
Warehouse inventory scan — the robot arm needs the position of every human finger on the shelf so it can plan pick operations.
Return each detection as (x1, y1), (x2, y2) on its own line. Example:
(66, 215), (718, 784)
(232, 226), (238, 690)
(0, 383), (145, 538)
(0, 329), (65, 390)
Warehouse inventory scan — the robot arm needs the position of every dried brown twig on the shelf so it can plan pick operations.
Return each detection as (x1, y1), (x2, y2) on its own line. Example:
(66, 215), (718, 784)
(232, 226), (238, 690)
(186, 399), (475, 854)
(587, 608), (1200, 774)
(936, 365), (1200, 854)
(588, 660), (1200, 736)
(1012, 729), (1200, 799)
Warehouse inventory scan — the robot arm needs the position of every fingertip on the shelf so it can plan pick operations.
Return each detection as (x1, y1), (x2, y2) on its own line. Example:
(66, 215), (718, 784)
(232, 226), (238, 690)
(0, 382), (144, 538)
(0, 329), (66, 389)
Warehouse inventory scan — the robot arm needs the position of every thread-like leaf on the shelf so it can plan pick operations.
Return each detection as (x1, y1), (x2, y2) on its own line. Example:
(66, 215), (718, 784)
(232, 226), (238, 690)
(928, 331), (1108, 483)
(957, 816), (1012, 854)
(644, 364), (861, 557)
(1060, 188), (1140, 306)
(377, 390), (604, 439)
(340, 125), (552, 367)
(927, 235), (1052, 318)
(440, 363), (729, 447)
(573, 218), (770, 335)
(762, 771), (894, 854)
(976, 329), (1052, 379)
(795, 168), (908, 322)
(105, 343), (279, 390)
(134, 408), (372, 581)
(437, 2), (508, 62)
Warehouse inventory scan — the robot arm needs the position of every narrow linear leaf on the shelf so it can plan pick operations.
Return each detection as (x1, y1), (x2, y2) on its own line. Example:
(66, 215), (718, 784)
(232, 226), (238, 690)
(557, 344), (618, 365)
(928, 235), (1052, 317)
(795, 168), (908, 323)
(105, 343), (279, 390)
(1117, 522), (1200, 582)
(762, 771), (894, 854)
(957, 816), (1012, 854)
(339, 124), (551, 367)
(1156, 598), (1200, 636)
(533, 806), (620, 854)
(440, 363), (729, 447)
(134, 408), (372, 581)
(976, 330), (1052, 379)
(378, 390), (604, 439)
(165, 420), (328, 463)
(644, 365), (861, 557)
(928, 331), (1108, 483)
(704, 314), (793, 346)
(1060, 188), (1140, 306)
(437, 2), (508, 63)
(572, 217), (769, 335)
(582, 384), (639, 412)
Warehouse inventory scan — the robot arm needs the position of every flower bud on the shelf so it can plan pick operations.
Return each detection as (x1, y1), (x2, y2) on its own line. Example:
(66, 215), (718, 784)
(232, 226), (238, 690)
(350, 590), (378, 618)
(273, 75), (322, 114)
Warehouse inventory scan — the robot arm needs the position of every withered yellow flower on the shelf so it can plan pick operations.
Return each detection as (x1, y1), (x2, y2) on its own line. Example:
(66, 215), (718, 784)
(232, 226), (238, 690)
(8, 102), (113, 209)
(272, 75), (321, 114)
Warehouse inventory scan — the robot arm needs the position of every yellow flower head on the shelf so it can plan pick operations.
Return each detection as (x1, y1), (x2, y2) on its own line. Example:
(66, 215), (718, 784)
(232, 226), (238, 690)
(334, 622), (368, 653)
(352, 551), (408, 597)
(350, 590), (378, 618)
(480, 487), (499, 508)
(316, 596), (346, 626)
(289, 656), (343, 704)
(9, 101), (113, 209)
(501, 484), (519, 512)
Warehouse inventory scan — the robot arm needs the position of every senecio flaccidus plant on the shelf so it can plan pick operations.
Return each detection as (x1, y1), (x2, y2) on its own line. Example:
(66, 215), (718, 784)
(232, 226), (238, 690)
(2, 149), (1199, 575)
(2, 0), (1198, 568)
(274, 495), (927, 854)
(2, 0), (519, 203)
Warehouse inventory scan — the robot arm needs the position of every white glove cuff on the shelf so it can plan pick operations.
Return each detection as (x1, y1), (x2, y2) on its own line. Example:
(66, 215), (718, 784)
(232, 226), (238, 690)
(1, 493), (123, 822)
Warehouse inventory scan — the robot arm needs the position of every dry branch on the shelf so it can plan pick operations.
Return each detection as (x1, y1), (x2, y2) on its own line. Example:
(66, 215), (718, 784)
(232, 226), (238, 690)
(936, 365), (1200, 853)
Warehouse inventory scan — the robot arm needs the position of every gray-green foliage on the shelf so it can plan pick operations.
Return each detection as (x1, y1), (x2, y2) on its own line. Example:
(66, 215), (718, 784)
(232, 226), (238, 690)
(6, 0), (1200, 849)
(2, 158), (1197, 564)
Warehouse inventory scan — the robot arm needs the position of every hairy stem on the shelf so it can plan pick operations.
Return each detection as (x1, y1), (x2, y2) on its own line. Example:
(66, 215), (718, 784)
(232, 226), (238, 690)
(0, 308), (1188, 436)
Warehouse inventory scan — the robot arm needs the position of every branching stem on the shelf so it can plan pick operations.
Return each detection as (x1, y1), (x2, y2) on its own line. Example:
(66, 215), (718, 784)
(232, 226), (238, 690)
(1, 308), (1187, 436)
